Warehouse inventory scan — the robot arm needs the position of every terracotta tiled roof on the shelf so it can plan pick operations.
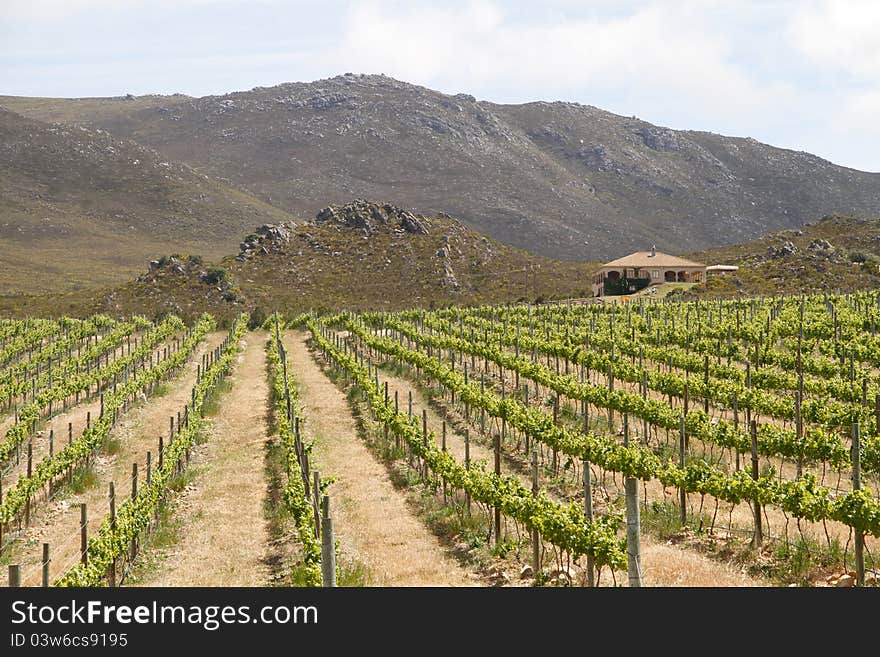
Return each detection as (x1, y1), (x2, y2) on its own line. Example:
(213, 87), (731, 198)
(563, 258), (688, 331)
(601, 251), (705, 268)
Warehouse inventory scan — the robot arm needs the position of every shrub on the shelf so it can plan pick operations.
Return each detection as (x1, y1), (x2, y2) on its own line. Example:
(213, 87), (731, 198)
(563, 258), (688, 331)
(202, 267), (228, 285)
(248, 306), (267, 329)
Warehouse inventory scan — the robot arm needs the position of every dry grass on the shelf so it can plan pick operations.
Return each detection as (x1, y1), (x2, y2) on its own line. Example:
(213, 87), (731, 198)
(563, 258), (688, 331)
(286, 331), (476, 586)
(373, 355), (772, 587)
(640, 539), (761, 587)
(451, 341), (869, 584)
(0, 333), (219, 587)
(136, 336), (272, 586)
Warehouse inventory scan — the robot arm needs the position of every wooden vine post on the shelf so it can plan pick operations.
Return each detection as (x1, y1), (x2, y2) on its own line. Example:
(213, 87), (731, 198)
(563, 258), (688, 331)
(852, 421), (865, 587)
(42, 543), (50, 587)
(321, 495), (336, 587)
(607, 364), (614, 429)
(8, 564), (21, 587)
(80, 503), (88, 565)
(750, 420), (762, 549)
(494, 430), (502, 546)
(583, 454), (595, 587)
(108, 482), (116, 586)
(795, 390), (803, 478)
(530, 449), (540, 579)
(464, 429), (471, 516)
(383, 382), (390, 445)
(678, 414), (687, 525)
(130, 463), (139, 560)
(623, 414), (642, 587)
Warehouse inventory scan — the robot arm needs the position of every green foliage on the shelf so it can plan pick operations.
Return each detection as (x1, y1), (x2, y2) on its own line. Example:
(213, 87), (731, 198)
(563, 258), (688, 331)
(68, 465), (99, 495)
(264, 314), (324, 586)
(0, 315), (182, 470)
(309, 317), (628, 570)
(54, 313), (248, 586)
(249, 306), (268, 330)
(202, 267), (229, 285)
(0, 314), (213, 525)
(374, 307), (878, 473)
(344, 307), (880, 538)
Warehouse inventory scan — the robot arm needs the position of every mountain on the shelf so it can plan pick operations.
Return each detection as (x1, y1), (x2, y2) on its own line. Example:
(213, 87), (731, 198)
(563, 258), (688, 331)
(0, 107), (296, 294)
(0, 201), (597, 322)
(4, 73), (879, 263)
(684, 214), (880, 298)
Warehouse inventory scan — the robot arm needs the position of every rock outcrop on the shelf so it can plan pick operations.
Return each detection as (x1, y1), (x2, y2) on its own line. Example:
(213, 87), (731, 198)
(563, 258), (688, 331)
(312, 200), (430, 236)
(237, 222), (294, 261)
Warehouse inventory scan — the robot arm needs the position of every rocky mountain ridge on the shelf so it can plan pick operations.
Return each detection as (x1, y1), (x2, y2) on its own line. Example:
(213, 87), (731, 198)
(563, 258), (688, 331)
(5, 73), (878, 263)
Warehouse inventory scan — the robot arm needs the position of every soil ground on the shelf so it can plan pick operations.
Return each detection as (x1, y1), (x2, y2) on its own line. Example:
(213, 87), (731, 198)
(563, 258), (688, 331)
(285, 330), (475, 586)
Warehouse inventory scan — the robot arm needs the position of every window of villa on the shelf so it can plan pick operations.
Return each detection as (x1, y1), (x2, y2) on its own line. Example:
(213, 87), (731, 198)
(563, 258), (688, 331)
(652, 270), (659, 279)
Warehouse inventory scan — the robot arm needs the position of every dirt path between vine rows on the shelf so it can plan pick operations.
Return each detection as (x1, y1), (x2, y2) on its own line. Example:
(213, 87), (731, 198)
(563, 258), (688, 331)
(285, 331), (475, 586)
(372, 364), (765, 587)
(135, 333), (272, 587)
(1, 332), (222, 587)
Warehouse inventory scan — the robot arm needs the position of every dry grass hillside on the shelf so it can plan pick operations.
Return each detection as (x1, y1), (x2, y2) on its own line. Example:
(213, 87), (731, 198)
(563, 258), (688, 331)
(682, 214), (880, 298)
(0, 107), (296, 293)
(0, 201), (598, 323)
(5, 74), (879, 262)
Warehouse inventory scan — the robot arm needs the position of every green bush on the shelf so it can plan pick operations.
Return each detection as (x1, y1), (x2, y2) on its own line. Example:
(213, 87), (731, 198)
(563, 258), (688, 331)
(202, 267), (228, 285)
(248, 306), (267, 329)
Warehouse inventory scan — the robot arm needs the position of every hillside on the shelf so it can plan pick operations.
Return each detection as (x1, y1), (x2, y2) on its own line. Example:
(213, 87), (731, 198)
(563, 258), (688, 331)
(0, 201), (597, 322)
(4, 73), (879, 262)
(0, 107), (296, 293)
(683, 214), (880, 298)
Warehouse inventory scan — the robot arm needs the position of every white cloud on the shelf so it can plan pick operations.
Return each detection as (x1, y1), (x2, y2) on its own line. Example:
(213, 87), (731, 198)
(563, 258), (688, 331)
(326, 1), (795, 128)
(837, 90), (880, 136)
(1, 0), (242, 21)
(787, 0), (880, 78)
(0, 0), (877, 169)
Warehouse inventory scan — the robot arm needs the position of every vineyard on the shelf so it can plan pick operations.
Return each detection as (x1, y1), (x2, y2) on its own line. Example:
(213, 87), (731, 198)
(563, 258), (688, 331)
(1, 290), (879, 587)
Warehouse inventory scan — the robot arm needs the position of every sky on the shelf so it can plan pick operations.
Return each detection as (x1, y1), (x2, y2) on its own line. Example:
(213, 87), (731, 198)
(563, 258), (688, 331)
(1, 0), (879, 172)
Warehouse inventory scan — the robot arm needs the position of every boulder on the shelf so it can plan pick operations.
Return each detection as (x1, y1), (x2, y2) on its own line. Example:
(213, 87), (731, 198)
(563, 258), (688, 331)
(398, 210), (429, 234)
(297, 92), (349, 111)
(767, 241), (799, 258)
(808, 238), (834, 252)
(312, 200), (430, 235)
(575, 145), (614, 171)
(315, 207), (336, 222)
(443, 260), (460, 290)
(256, 223), (291, 242)
(836, 574), (855, 587)
(636, 125), (686, 152)
(452, 542), (471, 556)
(420, 116), (453, 134)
